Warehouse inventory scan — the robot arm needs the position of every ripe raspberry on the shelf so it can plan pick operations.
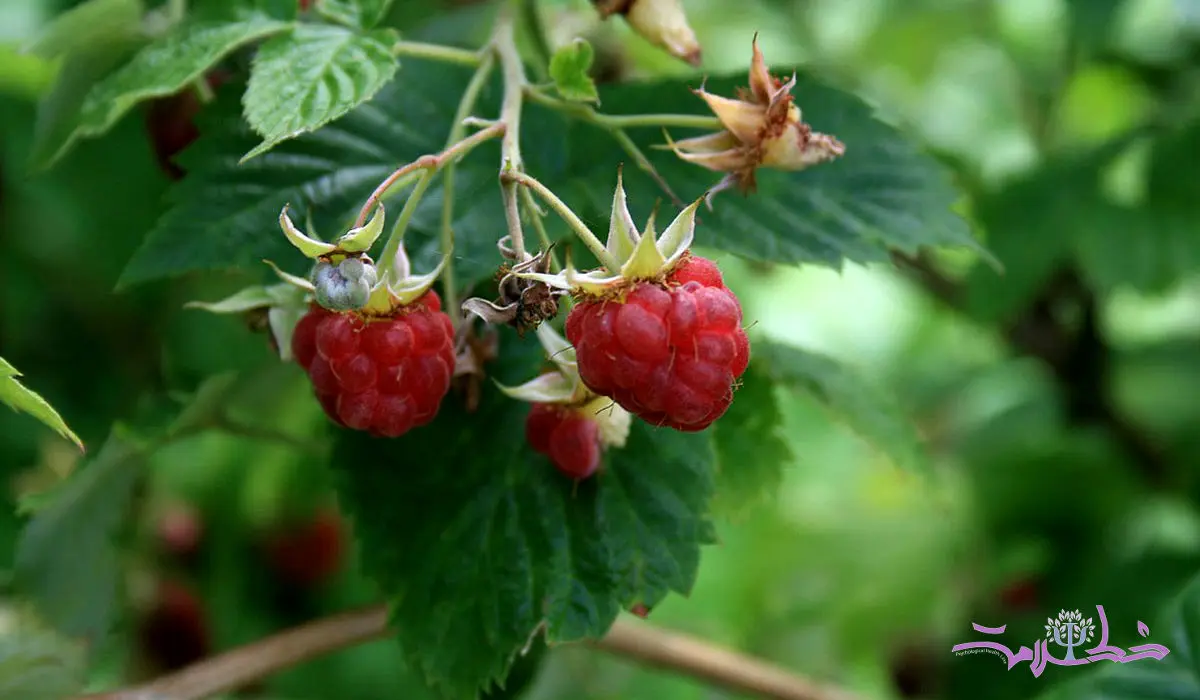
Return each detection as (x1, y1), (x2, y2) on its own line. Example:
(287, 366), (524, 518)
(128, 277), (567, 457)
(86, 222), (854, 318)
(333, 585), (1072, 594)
(565, 254), (750, 432)
(525, 402), (603, 479)
(291, 291), (455, 437)
(137, 579), (210, 672)
(263, 507), (345, 588)
(630, 603), (651, 618)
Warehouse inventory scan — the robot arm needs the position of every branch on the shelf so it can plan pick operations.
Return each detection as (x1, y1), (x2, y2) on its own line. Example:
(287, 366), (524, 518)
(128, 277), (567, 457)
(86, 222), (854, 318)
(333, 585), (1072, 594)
(892, 252), (1168, 485)
(77, 605), (856, 700)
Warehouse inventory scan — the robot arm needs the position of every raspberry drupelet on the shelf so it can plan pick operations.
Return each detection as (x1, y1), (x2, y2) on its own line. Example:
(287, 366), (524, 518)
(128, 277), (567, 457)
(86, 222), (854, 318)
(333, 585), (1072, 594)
(291, 290), (455, 438)
(565, 254), (749, 432)
(525, 402), (604, 479)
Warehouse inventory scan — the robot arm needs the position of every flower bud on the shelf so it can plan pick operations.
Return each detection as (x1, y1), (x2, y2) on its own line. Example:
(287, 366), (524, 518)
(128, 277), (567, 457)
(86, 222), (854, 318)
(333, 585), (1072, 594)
(311, 256), (378, 311)
(593, 0), (702, 66)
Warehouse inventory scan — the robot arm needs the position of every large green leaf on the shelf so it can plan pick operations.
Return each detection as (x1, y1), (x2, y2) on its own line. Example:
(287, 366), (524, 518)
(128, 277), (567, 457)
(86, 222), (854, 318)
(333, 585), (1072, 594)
(123, 57), (978, 290)
(242, 24), (399, 160)
(0, 358), (82, 452)
(316, 0), (395, 29)
(12, 433), (144, 641)
(22, 0), (141, 60)
(754, 339), (933, 477)
(76, 14), (294, 140)
(331, 337), (717, 697)
(711, 360), (793, 515)
(1036, 571), (1200, 700)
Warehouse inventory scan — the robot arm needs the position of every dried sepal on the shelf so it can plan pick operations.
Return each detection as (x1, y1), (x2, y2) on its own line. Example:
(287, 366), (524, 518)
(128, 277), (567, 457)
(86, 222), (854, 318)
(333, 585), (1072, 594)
(592, 0), (701, 67)
(661, 35), (845, 194)
(461, 245), (566, 334)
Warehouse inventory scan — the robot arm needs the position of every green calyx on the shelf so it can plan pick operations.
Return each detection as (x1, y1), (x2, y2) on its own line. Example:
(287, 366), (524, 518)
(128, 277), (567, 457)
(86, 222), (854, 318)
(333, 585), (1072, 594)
(184, 282), (311, 361)
(279, 203), (386, 257)
(514, 168), (703, 296)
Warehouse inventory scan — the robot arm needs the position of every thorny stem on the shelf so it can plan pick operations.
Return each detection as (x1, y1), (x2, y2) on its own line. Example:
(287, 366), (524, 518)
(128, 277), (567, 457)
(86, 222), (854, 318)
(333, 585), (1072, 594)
(502, 170), (621, 271)
(77, 605), (857, 700)
(369, 123), (506, 278)
(524, 88), (684, 206)
(495, 1), (529, 261)
(441, 51), (498, 327)
(391, 40), (483, 67)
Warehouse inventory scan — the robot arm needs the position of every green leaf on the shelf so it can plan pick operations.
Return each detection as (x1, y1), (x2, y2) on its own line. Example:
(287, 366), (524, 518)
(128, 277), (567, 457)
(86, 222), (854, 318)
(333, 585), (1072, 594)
(22, 0), (142, 59)
(28, 26), (147, 170)
(580, 72), (981, 268)
(754, 339), (933, 477)
(316, 0), (395, 29)
(122, 59), (979, 289)
(711, 360), (792, 515)
(242, 24), (399, 161)
(331, 340), (717, 697)
(76, 15), (293, 140)
(118, 60), (504, 289)
(13, 433), (145, 641)
(0, 357), (83, 452)
(1035, 572), (1200, 700)
(0, 605), (87, 700)
(549, 38), (599, 103)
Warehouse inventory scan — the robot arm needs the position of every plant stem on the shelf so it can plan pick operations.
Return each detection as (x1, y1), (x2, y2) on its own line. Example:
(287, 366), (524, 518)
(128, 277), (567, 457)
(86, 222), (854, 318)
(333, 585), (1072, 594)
(440, 52), (498, 326)
(519, 186), (558, 269)
(392, 40), (483, 67)
(600, 112), (724, 131)
(366, 123), (505, 277)
(494, 1), (529, 261)
(77, 605), (857, 700)
(523, 88), (684, 207)
(502, 170), (620, 271)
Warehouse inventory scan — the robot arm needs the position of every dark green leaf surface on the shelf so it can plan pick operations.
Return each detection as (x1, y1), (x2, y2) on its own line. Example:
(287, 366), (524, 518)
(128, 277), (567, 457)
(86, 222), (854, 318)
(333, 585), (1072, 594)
(331, 339), (717, 696)
(242, 24), (399, 160)
(77, 15), (293, 139)
(22, 0), (141, 60)
(712, 360), (792, 515)
(755, 339), (932, 476)
(12, 433), (144, 641)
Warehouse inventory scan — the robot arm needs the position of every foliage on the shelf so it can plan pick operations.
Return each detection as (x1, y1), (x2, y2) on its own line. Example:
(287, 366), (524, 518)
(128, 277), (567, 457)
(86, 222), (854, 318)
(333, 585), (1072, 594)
(3, 0), (1200, 699)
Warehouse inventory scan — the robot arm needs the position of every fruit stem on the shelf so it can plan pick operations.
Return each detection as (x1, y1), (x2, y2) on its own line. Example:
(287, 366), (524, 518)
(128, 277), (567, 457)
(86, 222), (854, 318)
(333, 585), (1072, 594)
(391, 41), (484, 67)
(600, 112), (725, 131)
(519, 186), (560, 272)
(523, 87), (684, 207)
(441, 52), (498, 328)
(494, 2), (529, 262)
(367, 123), (505, 284)
(502, 170), (621, 272)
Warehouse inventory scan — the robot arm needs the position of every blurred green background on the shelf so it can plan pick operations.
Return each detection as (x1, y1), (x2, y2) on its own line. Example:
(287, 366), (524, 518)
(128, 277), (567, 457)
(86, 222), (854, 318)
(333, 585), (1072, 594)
(4, 0), (1200, 698)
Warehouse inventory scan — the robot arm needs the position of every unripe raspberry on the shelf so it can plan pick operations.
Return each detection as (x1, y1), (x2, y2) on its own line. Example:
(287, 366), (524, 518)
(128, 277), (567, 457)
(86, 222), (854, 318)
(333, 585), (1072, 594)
(291, 291), (455, 437)
(566, 254), (749, 432)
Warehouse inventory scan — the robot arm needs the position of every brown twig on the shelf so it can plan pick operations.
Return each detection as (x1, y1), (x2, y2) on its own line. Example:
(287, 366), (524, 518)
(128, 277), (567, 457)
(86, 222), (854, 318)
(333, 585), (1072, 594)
(76, 605), (855, 700)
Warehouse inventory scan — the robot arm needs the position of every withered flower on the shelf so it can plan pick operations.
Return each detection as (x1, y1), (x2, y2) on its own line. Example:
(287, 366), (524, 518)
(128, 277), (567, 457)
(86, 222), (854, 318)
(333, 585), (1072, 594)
(664, 37), (845, 197)
(592, 0), (702, 67)
(461, 239), (567, 336)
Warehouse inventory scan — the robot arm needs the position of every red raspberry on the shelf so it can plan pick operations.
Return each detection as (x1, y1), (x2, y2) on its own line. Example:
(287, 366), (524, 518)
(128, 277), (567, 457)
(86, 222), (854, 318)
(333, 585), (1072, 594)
(263, 507), (345, 588)
(565, 254), (750, 432)
(525, 402), (603, 480)
(137, 579), (210, 672)
(630, 603), (651, 618)
(291, 291), (455, 437)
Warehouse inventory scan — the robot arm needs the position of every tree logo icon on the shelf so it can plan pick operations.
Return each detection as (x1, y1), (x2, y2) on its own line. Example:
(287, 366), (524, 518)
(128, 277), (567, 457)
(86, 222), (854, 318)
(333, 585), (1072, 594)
(1045, 609), (1096, 660)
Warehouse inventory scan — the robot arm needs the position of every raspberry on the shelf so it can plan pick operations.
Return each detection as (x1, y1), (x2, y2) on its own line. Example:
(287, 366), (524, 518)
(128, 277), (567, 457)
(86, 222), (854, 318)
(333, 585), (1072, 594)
(137, 579), (210, 672)
(291, 291), (455, 437)
(565, 255), (750, 431)
(263, 507), (345, 588)
(630, 603), (651, 618)
(525, 403), (603, 480)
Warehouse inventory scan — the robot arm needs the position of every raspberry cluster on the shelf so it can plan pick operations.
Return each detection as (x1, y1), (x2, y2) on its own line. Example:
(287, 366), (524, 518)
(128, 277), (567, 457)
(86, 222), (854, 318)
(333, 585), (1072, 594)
(292, 292), (455, 437)
(565, 255), (750, 432)
(525, 402), (603, 479)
